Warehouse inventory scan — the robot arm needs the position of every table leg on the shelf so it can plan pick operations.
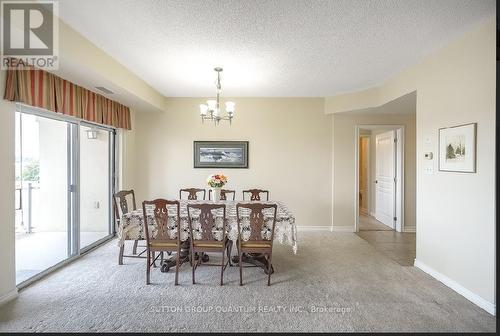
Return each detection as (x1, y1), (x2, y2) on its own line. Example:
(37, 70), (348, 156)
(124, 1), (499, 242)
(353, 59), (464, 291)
(193, 252), (210, 263)
(231, 253), (274, 275)
(160, 241), (190, 273)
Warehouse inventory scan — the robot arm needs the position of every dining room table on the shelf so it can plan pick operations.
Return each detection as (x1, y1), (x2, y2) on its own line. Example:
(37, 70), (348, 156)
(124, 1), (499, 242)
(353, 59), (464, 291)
(117, 199), (297, 273)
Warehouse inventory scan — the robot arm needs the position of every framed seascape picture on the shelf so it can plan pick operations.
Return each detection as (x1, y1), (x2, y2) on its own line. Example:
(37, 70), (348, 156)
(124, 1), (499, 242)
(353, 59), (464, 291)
(438, 123), (477, 173)
(194, 141), (249, 168)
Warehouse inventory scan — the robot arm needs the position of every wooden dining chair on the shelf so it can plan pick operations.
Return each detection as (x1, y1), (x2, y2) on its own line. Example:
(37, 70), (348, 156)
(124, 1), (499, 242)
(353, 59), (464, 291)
(187, 203), (231, 285)
(208, 189), (236, 201)
(179, 188), (206, 200)
(113, 189), (144, 265)
(142, 199), (182, 285)
(236, 202), (277, 286)
(242, 189), (269, 201)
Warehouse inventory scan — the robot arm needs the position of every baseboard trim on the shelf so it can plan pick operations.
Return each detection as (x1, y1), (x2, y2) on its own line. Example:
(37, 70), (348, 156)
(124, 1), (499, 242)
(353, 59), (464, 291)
(296, 226), (354, 232)
(296, 226), (332, 232)
(403, 226), (416, 233)
(332, 226), (355, 232)
(0, 288), (18, 306)
(414, 259), (495, 316)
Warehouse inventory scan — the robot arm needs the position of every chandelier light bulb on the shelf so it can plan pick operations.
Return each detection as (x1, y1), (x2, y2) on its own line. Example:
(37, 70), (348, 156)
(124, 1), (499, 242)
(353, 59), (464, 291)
(199, 104), (208, 116)
(225, 101), (235, 114)
(207, 99), (217, 111)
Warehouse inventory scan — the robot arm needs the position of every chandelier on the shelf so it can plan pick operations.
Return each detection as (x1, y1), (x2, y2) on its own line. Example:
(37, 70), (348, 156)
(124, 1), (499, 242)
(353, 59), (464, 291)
(199, 67), (235, 125)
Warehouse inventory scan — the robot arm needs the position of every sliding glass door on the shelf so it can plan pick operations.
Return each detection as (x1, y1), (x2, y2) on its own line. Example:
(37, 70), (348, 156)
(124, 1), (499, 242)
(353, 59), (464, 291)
(15, 105), (116, 285)
(15, 112), (71, 283)
(79, 124), (114, 250)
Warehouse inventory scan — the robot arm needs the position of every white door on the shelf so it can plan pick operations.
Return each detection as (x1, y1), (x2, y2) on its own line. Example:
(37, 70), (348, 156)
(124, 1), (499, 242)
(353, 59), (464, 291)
(375, 130), (395, 228)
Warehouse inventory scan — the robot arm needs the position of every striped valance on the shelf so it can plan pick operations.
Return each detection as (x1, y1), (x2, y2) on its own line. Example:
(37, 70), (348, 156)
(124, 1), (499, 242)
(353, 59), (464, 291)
(3, 62), (131, 130)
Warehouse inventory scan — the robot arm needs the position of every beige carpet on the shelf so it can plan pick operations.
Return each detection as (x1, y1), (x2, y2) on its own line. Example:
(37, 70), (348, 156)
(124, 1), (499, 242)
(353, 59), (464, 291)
(0, 232), (495, 332)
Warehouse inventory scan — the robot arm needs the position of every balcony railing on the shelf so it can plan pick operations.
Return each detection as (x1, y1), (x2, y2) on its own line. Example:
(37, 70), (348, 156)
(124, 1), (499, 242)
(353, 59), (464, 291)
(15, 182), (40, 234)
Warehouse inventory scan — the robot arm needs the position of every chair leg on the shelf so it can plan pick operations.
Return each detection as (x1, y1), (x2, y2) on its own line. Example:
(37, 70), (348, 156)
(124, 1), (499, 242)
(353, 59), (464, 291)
(226, 240), (233, 266)
(146, 250), (151, 285)
(238, 245), (243, 286)
(132, 240), (138, 254)
(191, 249), (196, 284)
(118, 244), (124, 265)
(220, 249), (225, 286)
(174, 249), (180, 286)
(267, 254), (273, 286)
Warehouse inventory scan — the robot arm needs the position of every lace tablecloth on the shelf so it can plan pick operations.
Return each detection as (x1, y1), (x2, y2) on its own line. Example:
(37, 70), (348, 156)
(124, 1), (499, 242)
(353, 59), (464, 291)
(117, 200), (298, 254)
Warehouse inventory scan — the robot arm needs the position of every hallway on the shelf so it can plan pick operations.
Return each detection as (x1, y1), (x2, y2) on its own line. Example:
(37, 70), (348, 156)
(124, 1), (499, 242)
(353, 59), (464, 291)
(356, 214), (416, 266)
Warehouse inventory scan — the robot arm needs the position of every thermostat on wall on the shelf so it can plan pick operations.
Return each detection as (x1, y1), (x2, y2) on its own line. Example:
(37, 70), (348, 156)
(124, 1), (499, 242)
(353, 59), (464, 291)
(424, 152), (433, 160)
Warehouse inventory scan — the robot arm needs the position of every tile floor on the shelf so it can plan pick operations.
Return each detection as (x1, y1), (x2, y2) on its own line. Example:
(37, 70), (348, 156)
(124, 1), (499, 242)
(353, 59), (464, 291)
(356, 214), (416, 266)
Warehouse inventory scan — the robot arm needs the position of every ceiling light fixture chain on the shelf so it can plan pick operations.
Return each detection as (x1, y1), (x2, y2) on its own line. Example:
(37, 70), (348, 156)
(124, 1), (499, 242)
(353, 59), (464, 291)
(199, 67), (235, 125)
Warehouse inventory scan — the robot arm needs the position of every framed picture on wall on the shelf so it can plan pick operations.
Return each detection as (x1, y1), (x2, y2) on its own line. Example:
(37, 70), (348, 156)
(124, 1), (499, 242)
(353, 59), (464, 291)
(438, 123), (477, 173)
(194, 141), (249, 168)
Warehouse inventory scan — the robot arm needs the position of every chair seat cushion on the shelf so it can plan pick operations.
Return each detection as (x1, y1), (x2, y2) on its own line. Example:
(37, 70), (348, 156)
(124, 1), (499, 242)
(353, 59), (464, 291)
(241, 242), (272, 248)
(194, 242), (224, 248)
(150, 242), (178, 247)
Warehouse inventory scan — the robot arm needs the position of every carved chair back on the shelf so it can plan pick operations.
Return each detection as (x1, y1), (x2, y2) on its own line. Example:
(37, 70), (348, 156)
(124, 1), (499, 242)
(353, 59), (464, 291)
(208, 189), (235, 201)
(142, 199), (181, 246)
(179, 188), (206, 200)
(113, 190), (136, 228)
(187, 203), (226, 243)
(242, 189), (269, 201)
(236, 203), (277, 242)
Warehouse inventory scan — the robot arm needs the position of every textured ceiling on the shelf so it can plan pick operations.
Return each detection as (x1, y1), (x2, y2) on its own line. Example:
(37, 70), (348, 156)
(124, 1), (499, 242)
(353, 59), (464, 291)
(58, 0), (495, 97)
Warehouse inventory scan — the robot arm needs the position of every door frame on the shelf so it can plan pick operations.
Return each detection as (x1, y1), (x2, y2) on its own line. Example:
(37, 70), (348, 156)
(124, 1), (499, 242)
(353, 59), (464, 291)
(358, 135), (371, 216)
(354, 124), (405, 232)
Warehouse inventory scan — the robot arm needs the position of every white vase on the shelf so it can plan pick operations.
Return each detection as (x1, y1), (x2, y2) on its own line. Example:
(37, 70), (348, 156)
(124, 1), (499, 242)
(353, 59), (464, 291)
(212, 187), (221, 202)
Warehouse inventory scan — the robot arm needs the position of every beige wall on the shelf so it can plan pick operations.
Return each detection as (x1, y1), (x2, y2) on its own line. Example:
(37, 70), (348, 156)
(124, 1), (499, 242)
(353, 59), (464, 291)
(132, 98), (333, 229)
(415, 19), (495, 310)
(332, 112), (416, 231)
(0, 70), (16, 301)
(326, 19), (496, 312)
(118, 110), (137, 191)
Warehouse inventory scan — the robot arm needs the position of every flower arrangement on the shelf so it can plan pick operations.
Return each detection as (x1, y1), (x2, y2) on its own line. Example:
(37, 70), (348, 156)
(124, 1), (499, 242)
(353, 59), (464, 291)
(207, 174), (228, 188)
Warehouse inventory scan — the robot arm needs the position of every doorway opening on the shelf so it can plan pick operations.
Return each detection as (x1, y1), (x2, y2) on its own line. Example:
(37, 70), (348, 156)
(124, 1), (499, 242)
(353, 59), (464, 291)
(354, 124), (416, 266)
(355, 125), (404, 232)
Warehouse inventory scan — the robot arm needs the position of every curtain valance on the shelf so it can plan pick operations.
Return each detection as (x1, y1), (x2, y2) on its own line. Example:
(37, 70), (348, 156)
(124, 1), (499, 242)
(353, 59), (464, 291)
(3, 62), (131, 130)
